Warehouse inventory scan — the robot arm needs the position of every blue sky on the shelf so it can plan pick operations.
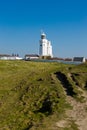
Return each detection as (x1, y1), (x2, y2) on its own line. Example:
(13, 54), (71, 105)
(0, 0), (87, 58)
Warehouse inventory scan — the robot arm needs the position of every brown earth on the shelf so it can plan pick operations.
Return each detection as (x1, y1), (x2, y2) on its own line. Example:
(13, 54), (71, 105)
(56, 72), (87, 130)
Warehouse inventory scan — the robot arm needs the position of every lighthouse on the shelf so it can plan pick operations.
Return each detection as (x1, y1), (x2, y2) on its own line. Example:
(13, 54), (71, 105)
(39, 32), (53, 58)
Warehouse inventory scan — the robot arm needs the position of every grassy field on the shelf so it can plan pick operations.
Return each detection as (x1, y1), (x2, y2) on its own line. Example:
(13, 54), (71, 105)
(0, 60), (87, 130)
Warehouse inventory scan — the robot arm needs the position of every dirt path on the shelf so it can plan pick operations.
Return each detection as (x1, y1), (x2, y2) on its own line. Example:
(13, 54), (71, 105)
(56, 91), (87, 130)
(55, 72), (87, 130)
(66, 90), (87, 130)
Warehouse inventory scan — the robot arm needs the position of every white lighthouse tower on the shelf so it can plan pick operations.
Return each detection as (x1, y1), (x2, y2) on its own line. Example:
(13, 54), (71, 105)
(39, 32), (53, 58)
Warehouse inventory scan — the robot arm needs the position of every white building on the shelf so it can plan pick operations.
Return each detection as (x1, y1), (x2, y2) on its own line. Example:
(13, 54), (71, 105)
(25, 54), (39, 60)
(0, 54), (22, 60)
(39, 32), (53, 58)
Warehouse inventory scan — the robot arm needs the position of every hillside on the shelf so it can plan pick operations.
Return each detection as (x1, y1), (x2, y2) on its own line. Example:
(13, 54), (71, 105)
(0, 60), (87, 130)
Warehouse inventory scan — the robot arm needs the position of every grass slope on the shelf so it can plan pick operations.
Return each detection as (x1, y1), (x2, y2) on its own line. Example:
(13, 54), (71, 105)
(0, 60), (87, 130)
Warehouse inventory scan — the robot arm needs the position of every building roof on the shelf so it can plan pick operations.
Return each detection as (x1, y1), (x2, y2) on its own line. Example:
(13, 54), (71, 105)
(73, 57), (85, 62)
(25, 54), (39, 57)
(0, 54), (20, 58)
(0, 54), (11, 57)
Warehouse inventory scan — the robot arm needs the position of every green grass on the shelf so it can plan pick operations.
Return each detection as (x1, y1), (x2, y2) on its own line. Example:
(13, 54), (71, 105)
(0, 60), (87, 129)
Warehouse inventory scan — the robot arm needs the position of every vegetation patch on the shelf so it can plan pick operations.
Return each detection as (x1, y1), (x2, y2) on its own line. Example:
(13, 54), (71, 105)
(0, 61), (87, 129)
